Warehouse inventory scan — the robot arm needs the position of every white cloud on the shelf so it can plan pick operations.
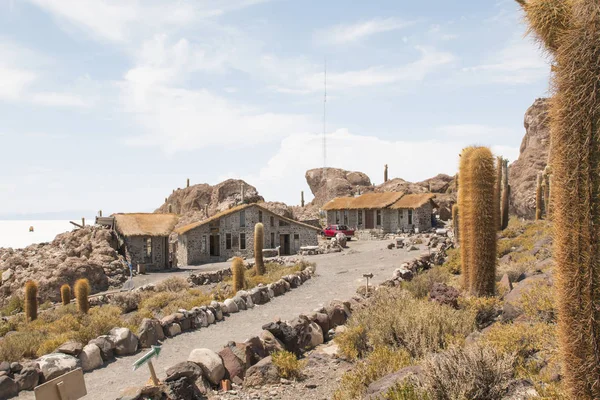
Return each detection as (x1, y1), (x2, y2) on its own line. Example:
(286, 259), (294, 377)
(26, 0), (272, 42)
(437, 124), (517, 139)
(270, 46), (456, 94)
(461, 37), (549, 84)
(30, 92), (88, 107)
(316, 17), (415, 45)
(0, 67), (37, 100)
(237, 129), (519, 205)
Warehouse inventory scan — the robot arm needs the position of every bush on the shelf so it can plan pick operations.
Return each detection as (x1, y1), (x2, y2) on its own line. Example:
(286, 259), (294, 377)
(401, 268), (450, 299)
(271, 350), (306, 380)
(333, 347), (412, 400)
(155, 276), (189, 292)
(384, 381), (429, 400)
(420, 344), (515, 400)
(481, 322), (556, 365)
(0, 295), (23, 317)
(520, 281), (556, 323)
(335, 325), (369, 360)
(459, 296), (502, 329)
(0, 331), (45, 361)
(443, 248), (461, 275)
(348, 288), (475, 359)
(138, 289), (212, 318)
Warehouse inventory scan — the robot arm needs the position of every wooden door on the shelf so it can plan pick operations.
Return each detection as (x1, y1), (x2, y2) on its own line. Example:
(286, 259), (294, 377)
(279, 234), (290, 255)
(365, 209), (374, 229)
(210, 234), (220, 256)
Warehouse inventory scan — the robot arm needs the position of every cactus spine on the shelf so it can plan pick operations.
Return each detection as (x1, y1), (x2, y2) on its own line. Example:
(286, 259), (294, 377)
(458, 146), (497, 296)
(60, 284), (71, 306)
(74, 278), (90, 314)
(495, 156), (503, 230)
(254, 223), (265, 275)
(24, 280), (38, 322)
(452, 204), (459, 243)
(517, 0), (600, 397)
(535, 171), (543, 220)
(232, 257), (245, 293)
(501, 159), (510, 230)
(458, 147), (475, 290)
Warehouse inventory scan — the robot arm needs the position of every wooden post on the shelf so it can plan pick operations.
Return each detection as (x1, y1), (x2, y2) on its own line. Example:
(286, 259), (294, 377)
(81, 217), (85, 227)
(147, 360), (159, 386)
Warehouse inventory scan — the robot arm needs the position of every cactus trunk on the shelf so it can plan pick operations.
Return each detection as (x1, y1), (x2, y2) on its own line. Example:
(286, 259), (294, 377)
(232, 257), (245, 293)
(60, 284), (71, 306)
(452, 204), (459, 243)
(74, 278), (90, 314)
(501, 160), (510, 230)
(535, 172), (543, 220)
(543, 170), (551, 218)
(254, 223), (265, 275)
(458, 147), (476, 290)
(495, 156), (503, 230)
(24, 280), (38, 322)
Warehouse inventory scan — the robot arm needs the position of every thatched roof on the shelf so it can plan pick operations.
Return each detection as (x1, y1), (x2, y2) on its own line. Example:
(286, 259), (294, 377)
(113, 213), (179, 237)
(322, 192), (404, 211)
(390, 193), (437, 209)
(175, 203), (320, 235)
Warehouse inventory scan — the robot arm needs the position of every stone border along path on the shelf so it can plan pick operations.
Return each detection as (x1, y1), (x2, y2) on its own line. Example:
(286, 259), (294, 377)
(15, 239), (437, 399)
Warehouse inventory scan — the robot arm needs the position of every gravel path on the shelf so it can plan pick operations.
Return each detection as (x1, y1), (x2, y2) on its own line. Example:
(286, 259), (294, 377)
(18, 240), (420, 399)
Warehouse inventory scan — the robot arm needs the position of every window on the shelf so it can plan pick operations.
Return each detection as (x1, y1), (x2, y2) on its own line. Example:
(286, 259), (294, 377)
(376, 210), (382, 226)
(226, 233), (232, 250)
(240, 233), (246, 250)
(294, 234), (300, 252)
(335, 211), (340, 224)
(258, 210), (263, 223)
(144, 237), (152, 261)
(271, 232), (275, 248)
(343, 210), (349, 225)
(408, 209), (413, 225)
(240, 210), (246, 227)
(270, 216), (274, 227)
(358, 210), (362, 225)
(202, 235), (207, 254)
(279, 220), (289, 227)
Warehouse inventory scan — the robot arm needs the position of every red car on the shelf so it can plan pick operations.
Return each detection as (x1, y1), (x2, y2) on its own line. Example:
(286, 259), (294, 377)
(322, 224), (355, 240)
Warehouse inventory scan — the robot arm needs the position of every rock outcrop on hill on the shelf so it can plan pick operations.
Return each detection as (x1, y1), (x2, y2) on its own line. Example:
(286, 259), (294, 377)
(305, 168), (372, 208)
(509, 98), (550, 219)
(0, 227), (129, 306)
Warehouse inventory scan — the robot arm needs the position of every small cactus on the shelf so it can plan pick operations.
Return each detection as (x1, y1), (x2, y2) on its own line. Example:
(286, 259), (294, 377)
(24, 280), (38, 322)
(536, 171), (543, 220)
(254, 223), (265, 275)
(232, 257), (245, 293)
(60, 284), (71, 306)
(74, 278), (90, 314)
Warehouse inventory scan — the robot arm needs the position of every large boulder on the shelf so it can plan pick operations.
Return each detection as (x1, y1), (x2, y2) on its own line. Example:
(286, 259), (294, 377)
(138, 318), (163, 348)
(244, 356), (279, 387)
(79, 344), (103, 372)
(0, 375), (18, 399)
(509, 98), (551, 219)
(503, 273), (553, 322)
(305, 168), (371, 207)
(88, 336), (116, 361)
(188, 348), (225, 385)
(57, 340), (84, 356)
(218, 346), (246, 381)
(165, 361), (203, 383)
(37, 353), (81, 381)
(262, 321), (302, 355)
(259, 330), (285, 355)
(14, 367), (39, 391)
(109, 327), (139, 356)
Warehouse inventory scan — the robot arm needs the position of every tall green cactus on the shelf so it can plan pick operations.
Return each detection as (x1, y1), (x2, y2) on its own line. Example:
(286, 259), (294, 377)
(501, 159), (510, 230)
(60, 284), (71, 306)
(535, 172), (543, 220)
(452, 204), (459, 243)
(254, 223), (265, 275)
(232, 257), (245, 293)
(458, 147), (475, 290)
(495, 156), (503, 230)
(517, 1), (600, 397)
(24, 281), (38, 322)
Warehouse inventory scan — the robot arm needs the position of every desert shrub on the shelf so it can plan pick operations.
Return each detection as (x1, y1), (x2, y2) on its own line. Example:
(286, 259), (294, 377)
(37, 333), (71, 356)
(0, 295), (23, 317)
(75, 305), (123, 343)
(271, 350), (306, 380)
(333, 347), (412, 400)
(420, 344), (515, 400)
(481, 322), (556, 365)
(401, 268), (450, 299)
(443, 248), (461, 275)
(384, 381), (430, 400)
(155, 276), (189, 292)
(496, 259), (533, 283)
(520, 281), (556, 323)
(459, 296), (502, 329)
(0, 331), (45, 361)
(335, 325), (369, 360)
(348, 289), (475, 359)
(138, 289), (212, 317)
(497, 240), (515, 258)
(297, 260), (316, 272)
(245, 262), (301, 288)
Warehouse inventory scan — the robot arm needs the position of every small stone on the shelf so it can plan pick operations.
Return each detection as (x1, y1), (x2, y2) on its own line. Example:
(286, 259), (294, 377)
(109, 327), (139, 356)
(15, 367), (39, 391)
(0, 375), (18, 399)
(79, 344), (103, 372)
(57, 340), (84, 356)
(88, 336), (115, 361)
(37, 353), (80, 381)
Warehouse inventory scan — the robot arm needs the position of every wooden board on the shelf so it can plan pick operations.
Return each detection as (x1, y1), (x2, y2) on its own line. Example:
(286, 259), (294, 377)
(34, 368), (87, 400)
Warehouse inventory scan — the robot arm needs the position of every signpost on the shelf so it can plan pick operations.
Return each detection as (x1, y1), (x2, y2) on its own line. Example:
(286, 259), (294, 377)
(34, 368), (86, 400)
(133, 345), (162, 386)
(363, 273), (374, 297)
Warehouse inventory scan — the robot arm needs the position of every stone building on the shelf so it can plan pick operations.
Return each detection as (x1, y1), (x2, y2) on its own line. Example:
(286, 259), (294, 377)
(323, 192), (437, 236)
(113, 213), (179, 270)
(175, 203), (320, 265)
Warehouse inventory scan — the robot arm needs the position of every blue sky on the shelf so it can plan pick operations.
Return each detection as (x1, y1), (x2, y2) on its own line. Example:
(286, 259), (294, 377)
(0, 0), (550, 217)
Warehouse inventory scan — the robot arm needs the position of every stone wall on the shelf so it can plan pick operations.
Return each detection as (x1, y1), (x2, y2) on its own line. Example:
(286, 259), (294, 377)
(124, 236), (168, 270)
(178, 206), (319, 266)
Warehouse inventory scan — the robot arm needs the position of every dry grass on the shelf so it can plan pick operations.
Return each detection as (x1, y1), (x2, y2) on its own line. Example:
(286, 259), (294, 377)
(520, 281), (556, 323)
(401, 267), (451, 299)
(113, 213), (179, 237)
(271, 350), (306, 380)
(323, 192), (404, 211)
(333, 347), (412, 400)
(155, 276), (189, 292)
(389, 193), (436, 210)
(335, 325), (369, 360)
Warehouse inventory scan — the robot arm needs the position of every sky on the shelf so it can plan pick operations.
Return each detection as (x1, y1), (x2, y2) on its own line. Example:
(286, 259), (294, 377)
(0, 0), (551, 218)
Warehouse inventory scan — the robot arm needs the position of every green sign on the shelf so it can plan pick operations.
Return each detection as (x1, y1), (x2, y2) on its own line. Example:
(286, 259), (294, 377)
(132, 345), (161, 371)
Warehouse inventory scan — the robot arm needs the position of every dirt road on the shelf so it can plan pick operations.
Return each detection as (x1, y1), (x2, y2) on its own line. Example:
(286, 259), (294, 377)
(18, 240), (421, 399)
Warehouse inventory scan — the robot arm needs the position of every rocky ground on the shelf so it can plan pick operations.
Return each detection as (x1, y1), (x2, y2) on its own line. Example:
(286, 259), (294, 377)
(0, 226), (129, 306)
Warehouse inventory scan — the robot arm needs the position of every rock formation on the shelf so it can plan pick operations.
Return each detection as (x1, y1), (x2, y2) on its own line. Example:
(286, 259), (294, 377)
(305, 168), (371, 208)
(509, 98), (550, 219)
(0, 227), (129, 306)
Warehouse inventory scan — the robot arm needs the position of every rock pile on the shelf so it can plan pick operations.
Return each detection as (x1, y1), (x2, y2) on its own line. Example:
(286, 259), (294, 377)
(0, 226), (130, 306)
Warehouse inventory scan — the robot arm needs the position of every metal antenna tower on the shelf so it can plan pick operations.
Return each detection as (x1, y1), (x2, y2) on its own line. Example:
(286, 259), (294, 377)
(323, 58), (327, 200)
